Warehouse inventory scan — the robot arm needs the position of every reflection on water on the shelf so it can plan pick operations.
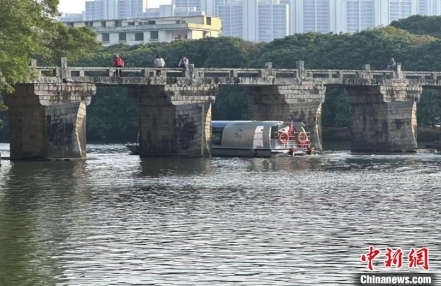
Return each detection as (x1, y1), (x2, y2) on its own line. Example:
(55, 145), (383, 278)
(0, 143), (440, 286)
(140, 157), (214, 177)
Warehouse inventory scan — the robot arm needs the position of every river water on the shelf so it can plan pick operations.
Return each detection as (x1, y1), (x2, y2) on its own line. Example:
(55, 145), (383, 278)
(0, 143), (440, 285)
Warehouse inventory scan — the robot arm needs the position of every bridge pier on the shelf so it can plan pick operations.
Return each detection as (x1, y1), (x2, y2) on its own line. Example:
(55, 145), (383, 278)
(129, 86), (216, 156)
(246, 82), (326, 152)
(4, 83), (96, 160)
(345, 82), (421, 153)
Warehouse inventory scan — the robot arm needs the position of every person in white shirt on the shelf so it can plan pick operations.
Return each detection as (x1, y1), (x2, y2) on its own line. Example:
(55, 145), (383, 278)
(178, 55), (189, 77)
(153, 55), (165, 76)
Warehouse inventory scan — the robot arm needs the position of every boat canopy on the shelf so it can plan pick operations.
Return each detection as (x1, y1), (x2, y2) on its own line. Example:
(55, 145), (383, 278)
(212, 121), (285, 149)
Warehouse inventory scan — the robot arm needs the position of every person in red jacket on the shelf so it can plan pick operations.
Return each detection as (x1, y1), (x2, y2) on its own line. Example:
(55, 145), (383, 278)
(113, 54), (124, 77)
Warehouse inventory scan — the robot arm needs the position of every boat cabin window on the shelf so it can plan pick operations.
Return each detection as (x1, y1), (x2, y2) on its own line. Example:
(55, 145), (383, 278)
(212, 127), (224, 145)
(270, 126), (278, 139)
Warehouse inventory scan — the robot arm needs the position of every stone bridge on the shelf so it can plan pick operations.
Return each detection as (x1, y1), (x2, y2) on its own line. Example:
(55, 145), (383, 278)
(4, 58), (441, 160)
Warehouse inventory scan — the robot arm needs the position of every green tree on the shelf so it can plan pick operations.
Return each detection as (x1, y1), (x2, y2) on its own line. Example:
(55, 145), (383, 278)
(0, 0), (100, 90)
(390, 15), (441, 39)
(0, 0), (100, 131)
(417, 90), (441, 128)
(87, 87), (139, 141)
(213, 87), (250, 120)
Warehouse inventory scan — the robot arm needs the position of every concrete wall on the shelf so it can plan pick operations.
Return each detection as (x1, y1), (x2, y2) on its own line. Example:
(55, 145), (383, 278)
(345, 83), (421, 152)
(4, 83), (95, 160)
(246, 82), (326, 151)
(128, 85), (215, 156)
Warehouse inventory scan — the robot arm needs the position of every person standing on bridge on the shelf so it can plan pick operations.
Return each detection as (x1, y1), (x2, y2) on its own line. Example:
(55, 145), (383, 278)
(113, 54), (124, 77)
(178, 55), (189, 77)
(386, 58), (397, 78)
(386, 58), (397, 70)
(154, 55), (165, 77)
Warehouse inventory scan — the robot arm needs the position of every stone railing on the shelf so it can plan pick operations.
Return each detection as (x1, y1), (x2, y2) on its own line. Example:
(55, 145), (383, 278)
(27, 58), (441, 87)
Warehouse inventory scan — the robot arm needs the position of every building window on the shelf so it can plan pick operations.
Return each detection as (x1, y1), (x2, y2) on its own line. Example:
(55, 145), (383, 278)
(119, 33), (126, 41)
(128, 22), (135, 26)
(85, 21), (93, 27)
(101, 21), (106, 27)
(206, 17), (211, 25)
(148, 20), (156, 24)
(102, 33), (109, 42)
(115, 20), (122, 27)
(135, 33), (144, 41)
(67, 22), (74, 27)
(150, 31), (158, 40)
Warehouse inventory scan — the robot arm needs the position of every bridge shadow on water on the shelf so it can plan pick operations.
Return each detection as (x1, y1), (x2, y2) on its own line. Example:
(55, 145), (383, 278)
(139, 156), (214, 177)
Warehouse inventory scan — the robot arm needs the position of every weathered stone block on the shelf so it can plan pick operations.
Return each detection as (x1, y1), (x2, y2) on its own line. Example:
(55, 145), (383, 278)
(346, 84), (420, 152)
(128, 85), (216, 156)
(4, 83), (95, 159)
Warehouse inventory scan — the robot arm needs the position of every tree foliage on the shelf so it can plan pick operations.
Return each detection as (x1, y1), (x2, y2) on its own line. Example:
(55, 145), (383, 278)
(247, 26), (434, 70)
(417, 90), (441, 128)
(0, 0), (100, 92)
(87, 87), (138, 141)
(390, 15), (441, 39)
(213, 87), (250, 120)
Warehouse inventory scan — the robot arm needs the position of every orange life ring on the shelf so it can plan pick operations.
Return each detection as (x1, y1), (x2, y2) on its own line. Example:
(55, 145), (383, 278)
(297, 132), (308, 144)
(278, 132), (289, 144)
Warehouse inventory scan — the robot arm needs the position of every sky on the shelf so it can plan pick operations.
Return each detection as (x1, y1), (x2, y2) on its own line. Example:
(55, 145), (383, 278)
(58, 0), (171, 14)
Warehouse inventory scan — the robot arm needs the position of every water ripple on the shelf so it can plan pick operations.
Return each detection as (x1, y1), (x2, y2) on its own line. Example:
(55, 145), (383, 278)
(0, 143), (440, 285)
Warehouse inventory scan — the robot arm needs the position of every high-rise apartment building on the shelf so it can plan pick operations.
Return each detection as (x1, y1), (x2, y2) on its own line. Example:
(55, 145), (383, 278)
(137, 5), (176, 18)
(258, 1), (289, 42)
(218, 2), (244, 38)
(173, 0), (203, 11)
(243, 0), (259, 41)
(213, 0), (231, 16)
(172, 0), (216, 15)
(118, 0), (147, 18)
(59, 13), (84, 22)
(418, 0), (441, 15)
(343, 0), (376, 33)
(85, 0), (104, 21)
(85, 0), (146, 20)
(303, 0), (332, 32)
(64, 0), (441, 43)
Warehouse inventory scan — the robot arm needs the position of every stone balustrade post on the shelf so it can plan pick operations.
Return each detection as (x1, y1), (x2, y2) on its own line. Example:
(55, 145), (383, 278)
(189, 64), (194, 78)
(262, 62), (273, 78)
(396, 63), (402, 79)
(61, 57), (70, 79)
(361, 64), (373, 80)
(297, 61), (305, 79)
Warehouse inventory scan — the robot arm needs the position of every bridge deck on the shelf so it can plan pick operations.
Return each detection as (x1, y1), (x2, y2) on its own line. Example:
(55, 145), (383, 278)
(27, 60), (441, 87)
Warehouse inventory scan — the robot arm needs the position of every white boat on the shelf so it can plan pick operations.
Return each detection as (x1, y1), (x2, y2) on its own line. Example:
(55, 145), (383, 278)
(125, 121), (314, 157)
(212, 120), (313, 157)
